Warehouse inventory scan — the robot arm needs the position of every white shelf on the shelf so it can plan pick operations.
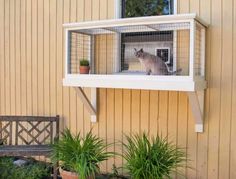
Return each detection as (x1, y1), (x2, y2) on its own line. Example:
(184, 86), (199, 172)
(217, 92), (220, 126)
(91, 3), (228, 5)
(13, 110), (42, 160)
(63, 74), (207, 92)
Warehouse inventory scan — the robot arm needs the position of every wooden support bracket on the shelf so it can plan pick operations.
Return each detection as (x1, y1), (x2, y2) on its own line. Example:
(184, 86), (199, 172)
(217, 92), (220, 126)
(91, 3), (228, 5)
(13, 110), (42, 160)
(74, 86), (205, 131)
(74, 87), (97, 122)
(187, 90), (204, 132)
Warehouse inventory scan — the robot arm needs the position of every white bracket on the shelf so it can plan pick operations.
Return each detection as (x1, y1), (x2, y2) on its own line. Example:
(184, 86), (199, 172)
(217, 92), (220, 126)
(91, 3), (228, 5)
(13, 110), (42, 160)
(74, 87), (97, 122)
(187, 90), (204, 132)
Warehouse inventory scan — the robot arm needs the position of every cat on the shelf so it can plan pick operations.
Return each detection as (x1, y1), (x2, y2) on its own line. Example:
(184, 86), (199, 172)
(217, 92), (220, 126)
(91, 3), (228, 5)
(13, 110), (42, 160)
(134, 48), (182, 75)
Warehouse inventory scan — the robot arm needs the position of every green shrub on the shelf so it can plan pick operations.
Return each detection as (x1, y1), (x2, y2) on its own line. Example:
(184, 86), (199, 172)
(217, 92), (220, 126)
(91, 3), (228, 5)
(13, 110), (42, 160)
(51, 129), (113, 179)
(80, 59), (89, 66)
(0, 157), (51, 179)
(122, 133), (186, 179)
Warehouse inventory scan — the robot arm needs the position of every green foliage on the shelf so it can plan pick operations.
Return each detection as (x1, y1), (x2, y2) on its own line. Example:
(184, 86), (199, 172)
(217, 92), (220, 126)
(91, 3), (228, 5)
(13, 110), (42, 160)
(51, 129), (113, 179)
(0, 157), (51, 179)
(80, 59), (90, 66)
(125, 0), (172, 17)
(122, 133), (186, 179)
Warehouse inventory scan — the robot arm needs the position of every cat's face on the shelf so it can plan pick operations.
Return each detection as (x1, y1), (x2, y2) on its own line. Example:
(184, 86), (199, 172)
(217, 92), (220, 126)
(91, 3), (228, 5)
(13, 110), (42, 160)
(134, 48), (144, 58)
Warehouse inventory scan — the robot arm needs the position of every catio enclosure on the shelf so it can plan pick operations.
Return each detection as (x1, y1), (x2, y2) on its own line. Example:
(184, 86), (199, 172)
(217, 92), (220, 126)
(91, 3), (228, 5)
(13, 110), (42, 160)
(63, 13), (208, 132)
(63, 14), (207, 132)
(63, 13), (207, 91)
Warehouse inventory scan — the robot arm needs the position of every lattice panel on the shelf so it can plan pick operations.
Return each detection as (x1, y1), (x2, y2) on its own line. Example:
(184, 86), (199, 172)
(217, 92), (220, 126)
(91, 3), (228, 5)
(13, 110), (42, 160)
(0, 122), (12, 145)
(17, 121), (53, 145)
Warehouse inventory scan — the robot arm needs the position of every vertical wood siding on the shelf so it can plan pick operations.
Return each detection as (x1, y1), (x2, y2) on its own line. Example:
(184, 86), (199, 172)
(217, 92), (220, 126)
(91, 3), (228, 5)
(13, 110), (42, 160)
(0, 0), (236, 178)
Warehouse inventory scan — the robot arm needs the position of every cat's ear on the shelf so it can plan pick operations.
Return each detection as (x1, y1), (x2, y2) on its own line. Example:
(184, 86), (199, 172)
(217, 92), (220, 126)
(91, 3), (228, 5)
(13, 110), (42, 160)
(140, 48), (143, 52)
(134, 48), (137, 52)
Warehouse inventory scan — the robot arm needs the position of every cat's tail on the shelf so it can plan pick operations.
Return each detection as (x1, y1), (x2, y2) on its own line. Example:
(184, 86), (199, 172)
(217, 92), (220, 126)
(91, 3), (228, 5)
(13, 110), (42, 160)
(168, 68), (182, 75)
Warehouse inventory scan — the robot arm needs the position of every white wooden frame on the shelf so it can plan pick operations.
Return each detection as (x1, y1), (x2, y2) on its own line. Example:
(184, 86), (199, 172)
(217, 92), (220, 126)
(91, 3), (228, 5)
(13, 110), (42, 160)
(64, 14), (207, 78)
(63, 13), (207, 132)
(63, 74), (206, 91)
(63, 14), (208, 30)
(114, 0), (122, 73)
(173, 0), (178, 73)
(189, 20), (196, 80)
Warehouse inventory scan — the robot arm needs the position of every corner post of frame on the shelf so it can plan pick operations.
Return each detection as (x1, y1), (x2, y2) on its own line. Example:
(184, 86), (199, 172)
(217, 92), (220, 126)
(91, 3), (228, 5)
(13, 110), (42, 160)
(189, 19), (196, 80)
(88, 34), (97, 122)
(200, 25), (206, 77)
(65, 29), (70, 77)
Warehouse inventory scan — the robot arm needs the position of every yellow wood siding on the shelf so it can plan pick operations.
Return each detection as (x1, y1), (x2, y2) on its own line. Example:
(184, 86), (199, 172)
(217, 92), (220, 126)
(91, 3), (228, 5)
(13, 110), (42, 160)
(0, 0), (236, 178)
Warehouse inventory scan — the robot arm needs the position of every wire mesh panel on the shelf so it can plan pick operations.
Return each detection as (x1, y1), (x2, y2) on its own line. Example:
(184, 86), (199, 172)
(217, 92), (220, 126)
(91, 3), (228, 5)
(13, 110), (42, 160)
(68, 32), (91, 74)
(122, 31), (173, 72)
(66, 18), (206, 78)
(121, 28), (190, 75)
(194, 22), (205, 77)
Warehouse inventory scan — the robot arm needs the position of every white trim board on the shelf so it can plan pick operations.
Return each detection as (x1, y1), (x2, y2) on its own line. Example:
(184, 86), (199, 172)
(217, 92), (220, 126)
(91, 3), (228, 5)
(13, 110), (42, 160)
(63, 14), (208, 30)
(63, 74), (206, 92)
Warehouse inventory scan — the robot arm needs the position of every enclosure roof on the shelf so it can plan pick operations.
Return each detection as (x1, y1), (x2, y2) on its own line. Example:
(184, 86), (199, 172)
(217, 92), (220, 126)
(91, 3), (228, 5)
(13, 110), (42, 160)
(63, 13), (208, 33)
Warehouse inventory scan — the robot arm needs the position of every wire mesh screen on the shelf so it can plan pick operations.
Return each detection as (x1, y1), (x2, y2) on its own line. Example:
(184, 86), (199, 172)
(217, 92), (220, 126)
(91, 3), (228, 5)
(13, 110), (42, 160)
(176, 29), (190, 75)
(67, 21), (204, 77)
(68, 32), (118, 74)
(195, 22), (204, 77)
(121, 31), (174, 72)
(69, 32), (91, 74)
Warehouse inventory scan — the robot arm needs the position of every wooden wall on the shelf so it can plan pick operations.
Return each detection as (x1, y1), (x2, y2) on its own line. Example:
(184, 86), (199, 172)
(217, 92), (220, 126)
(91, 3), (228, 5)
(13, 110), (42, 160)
(0, 0), (236, 178)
